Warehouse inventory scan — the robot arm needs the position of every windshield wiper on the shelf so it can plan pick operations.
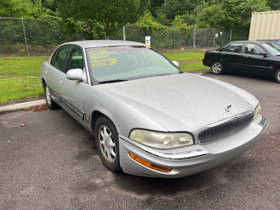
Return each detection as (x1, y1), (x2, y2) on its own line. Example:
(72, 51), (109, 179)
(99, 79), (127, 84)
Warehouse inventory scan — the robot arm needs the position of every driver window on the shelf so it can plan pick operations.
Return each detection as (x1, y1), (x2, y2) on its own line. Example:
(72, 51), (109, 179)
(66, 46), (84, 72)
(245, 43), (266, 55)
(50, 45), (71, 72)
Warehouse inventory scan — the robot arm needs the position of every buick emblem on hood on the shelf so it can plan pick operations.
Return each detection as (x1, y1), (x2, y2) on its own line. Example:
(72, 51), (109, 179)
(225, 104), (232, 112)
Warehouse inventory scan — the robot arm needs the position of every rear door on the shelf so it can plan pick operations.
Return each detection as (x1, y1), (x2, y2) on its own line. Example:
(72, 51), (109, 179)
(45, 45), (72, 103)
(219, 42), (244, 70)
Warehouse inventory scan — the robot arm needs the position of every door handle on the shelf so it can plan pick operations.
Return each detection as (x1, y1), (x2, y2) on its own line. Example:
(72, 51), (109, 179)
(59, 80), (64, 85)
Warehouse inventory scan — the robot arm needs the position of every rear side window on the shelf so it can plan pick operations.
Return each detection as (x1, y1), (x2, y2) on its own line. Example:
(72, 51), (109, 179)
(223, 43), (243, 53)
(50, 45), (71, 72)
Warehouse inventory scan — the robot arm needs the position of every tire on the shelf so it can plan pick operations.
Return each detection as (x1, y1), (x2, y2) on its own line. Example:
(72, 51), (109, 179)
(211, 61), (224, 75)
(44, 83), (58, 109)
(95, 116), (121, 172)
(275, 69), (280, 83)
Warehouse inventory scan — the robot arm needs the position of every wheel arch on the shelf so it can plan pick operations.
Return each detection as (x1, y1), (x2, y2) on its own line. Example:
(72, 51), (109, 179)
(211, 59), (223, 66)
(90, 111), (116, 135)
(41, 78), (46, 88)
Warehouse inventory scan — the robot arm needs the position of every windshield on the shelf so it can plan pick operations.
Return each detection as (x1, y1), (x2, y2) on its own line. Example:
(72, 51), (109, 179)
(263, 43), (280, 56)
(86, 47), (181, 83)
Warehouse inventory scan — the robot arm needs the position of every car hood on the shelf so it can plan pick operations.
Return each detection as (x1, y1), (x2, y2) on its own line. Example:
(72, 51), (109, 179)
(95, 73), (256, 132)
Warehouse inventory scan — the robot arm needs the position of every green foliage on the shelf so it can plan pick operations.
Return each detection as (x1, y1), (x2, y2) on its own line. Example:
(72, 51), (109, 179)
(0, 0), (34, 18)
(197, 5), (226, 28)
(171, 16), (188, 29)
(0, 0), (273, 45)
(222, 0), (270, 30)
(56, 0), (143, 38)
(135, 10), (164, 29)
(62, 18), (106, 41)
(153, 8), (170, 25)
(267, 0), (280, 10)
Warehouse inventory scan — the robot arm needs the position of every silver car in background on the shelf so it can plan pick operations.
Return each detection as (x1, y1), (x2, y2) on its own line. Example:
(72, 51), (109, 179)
(40, 40), (267, 178)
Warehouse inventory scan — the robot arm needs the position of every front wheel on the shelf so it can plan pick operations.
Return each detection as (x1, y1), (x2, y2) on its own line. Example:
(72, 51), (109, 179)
(211, 61), (224, 75)
(95, 116), (121, 172)
(275, 69), (280, 83)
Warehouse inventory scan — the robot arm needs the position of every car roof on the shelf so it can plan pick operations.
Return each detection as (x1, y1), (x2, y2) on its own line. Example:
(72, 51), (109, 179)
(66, 40), (145, 48)
(229, 40), (269, 45)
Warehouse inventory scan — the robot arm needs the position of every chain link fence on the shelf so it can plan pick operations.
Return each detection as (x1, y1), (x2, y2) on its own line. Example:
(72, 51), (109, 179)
(0, 17), (234, 56)
(124, 25), (232, 49)
(0, 17), (92, 56)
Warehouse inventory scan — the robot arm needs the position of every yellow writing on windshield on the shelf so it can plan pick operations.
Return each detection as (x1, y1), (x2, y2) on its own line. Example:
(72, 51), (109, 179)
(89, 49), (117, 68)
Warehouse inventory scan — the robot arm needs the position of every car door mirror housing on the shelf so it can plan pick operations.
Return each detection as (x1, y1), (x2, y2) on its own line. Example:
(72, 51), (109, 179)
(172, 61), (180, 67)
(66, 68), (84, 81)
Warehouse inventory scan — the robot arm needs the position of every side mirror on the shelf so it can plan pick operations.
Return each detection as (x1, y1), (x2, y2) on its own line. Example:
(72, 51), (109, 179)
(66, 68), (84, 81)
(172, 61), (180, 67)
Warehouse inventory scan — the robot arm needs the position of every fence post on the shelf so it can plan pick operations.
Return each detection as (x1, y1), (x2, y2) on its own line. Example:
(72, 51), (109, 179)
(213, 29), (216, 48)
(220, 29), (224, 45)
(193, 28), (196, 49)
(123, 26), (126, 41)
(21, 18), (29, 56)
(173, 28), (176, 49)
(204, 29), (207, 48)
(229, 29), (232, 41)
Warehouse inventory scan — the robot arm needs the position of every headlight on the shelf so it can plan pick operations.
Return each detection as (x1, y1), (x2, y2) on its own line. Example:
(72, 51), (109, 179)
(254, 104), (261, 119)
(129, 129), (194, 149)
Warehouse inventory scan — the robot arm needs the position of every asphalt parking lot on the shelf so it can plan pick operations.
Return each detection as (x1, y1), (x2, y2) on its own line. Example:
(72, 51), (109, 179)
(0, 71), (279, 209)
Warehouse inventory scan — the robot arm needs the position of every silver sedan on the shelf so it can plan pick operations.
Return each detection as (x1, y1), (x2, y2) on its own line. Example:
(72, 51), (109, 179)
(40, 40), (267, 178)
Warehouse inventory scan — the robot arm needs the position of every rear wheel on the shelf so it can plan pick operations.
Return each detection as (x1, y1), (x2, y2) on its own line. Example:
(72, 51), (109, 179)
(44, 84), (58, 109)
(275, 69), (280, 83)
(95, 116), (121, 172)
(211, 61), (224, 75)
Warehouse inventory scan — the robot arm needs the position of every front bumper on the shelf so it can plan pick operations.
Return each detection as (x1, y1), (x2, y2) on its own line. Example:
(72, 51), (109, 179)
(119, 115), (267, 178)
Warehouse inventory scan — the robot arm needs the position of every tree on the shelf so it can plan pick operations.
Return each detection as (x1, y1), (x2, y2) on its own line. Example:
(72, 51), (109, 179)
(197, 5), (226, 28)
(221, 0), (270, 31)
(266, 0), (280, 10)
(0, 0), (34, 18)
(56, 0), (145, 38)
(165, 0), (204, 20)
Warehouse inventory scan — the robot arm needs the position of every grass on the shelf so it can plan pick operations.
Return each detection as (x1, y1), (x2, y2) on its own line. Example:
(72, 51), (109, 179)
(163, 49), (207, 72)
(0, 56), (49, 103)
(0, 50), (208, 103)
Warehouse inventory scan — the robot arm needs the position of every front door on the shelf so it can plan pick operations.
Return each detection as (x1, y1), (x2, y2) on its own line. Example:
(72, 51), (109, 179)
(242, 43), (275, 75)
(60, 46), (90, 126)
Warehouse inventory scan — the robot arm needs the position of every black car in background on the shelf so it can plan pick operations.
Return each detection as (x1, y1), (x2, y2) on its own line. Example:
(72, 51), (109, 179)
(203, 41), (280, 83)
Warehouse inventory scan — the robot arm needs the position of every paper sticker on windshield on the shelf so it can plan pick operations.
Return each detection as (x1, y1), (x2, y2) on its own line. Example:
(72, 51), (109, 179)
(89, 49), (117, 68)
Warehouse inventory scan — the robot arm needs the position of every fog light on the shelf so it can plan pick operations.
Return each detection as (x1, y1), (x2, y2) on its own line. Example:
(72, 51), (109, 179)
(129, 152), (172, 172)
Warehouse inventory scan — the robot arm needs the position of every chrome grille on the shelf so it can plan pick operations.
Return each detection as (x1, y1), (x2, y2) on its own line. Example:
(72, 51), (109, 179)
(198, 111), (254, 144)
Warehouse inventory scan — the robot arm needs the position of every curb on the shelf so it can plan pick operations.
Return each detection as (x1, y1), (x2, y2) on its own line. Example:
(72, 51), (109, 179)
(0, 99), (46, 114)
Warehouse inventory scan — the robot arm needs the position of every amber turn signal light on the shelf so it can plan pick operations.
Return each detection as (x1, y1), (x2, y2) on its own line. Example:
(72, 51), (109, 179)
(129, 152), (172, 172)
